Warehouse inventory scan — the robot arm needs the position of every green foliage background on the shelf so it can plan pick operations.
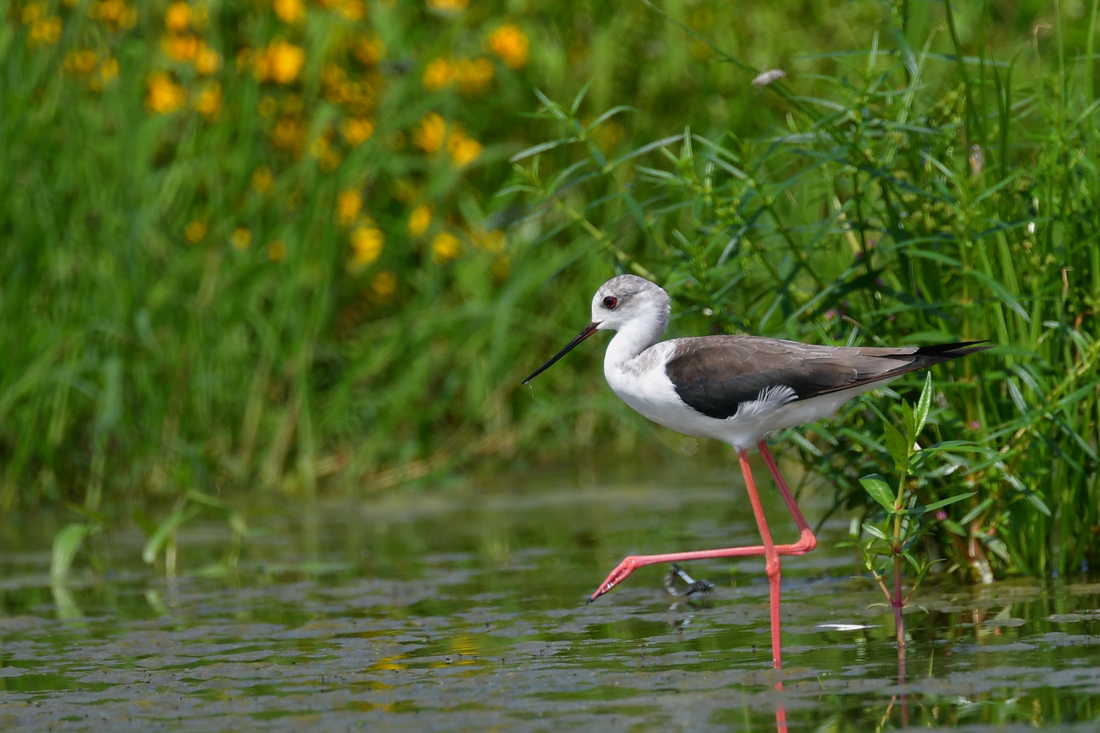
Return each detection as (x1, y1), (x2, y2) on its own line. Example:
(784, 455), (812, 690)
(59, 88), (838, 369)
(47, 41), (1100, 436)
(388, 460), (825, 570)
(2, 0), (1098, 579)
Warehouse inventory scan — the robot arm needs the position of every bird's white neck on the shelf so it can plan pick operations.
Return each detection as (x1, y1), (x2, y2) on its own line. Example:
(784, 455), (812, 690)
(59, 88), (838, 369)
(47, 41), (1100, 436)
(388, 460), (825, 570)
(603, 313), (666, 373)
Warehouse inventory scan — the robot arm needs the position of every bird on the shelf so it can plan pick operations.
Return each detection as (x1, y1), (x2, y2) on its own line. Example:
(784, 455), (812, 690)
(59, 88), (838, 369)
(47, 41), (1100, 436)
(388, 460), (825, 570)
(523, 273), (989, 668)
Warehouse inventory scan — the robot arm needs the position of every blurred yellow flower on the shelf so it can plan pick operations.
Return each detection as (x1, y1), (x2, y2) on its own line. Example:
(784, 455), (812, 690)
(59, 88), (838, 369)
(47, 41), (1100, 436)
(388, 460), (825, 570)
(353, 34), (385, 66)
(257, 95), (277, 118)
(195, 43), (221, 74)
(332, 0), (365, 21)
(235, 47), (254, 72)
(231, 227), (252, 250)
(184, 220), (207, 243)
(165, 1), (191, 33)
(414, 112), (446, 154)
(422, 58), (455, 91)
(272, 116), (305, 153)
(145, 72), (187, 114)
(337, 189), (362, 226)
(408, 205), (431, 236)
(371, 270), (397, 300)
(28, 16), (62, 46)
(341, 117), (374, 146)
(456, 58), (494, 95)
(274, 0), (305, 24)
(390, 179), (417, 204)
(65, 50), (98, 75)
(91, 0), (137, 31)
(251, 165), (274, 192)
(163, 34), (200, 63)
(195, 82), (222, 119)
(431, 232), (460, 264)
(427, 0), (468, 12)
(473, 228), (505, 252)
(268, 240), (288, 262)
(94, 57), (120, 89)
(256, 40), (305, 84)
(488, 24), (528, 69)
(447, 131), (482, 167)
(21, 1), (44, 23)
(351, 220), (384, 266)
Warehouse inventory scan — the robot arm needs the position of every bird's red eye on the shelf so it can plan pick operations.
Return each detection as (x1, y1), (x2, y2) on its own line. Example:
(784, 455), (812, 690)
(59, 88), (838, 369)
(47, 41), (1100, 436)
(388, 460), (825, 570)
(603, 296), (618, 309)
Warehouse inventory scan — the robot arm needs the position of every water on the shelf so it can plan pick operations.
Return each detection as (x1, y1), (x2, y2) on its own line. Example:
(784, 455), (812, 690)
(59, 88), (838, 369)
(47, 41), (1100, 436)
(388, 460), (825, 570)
(2, 481), (1099, 731)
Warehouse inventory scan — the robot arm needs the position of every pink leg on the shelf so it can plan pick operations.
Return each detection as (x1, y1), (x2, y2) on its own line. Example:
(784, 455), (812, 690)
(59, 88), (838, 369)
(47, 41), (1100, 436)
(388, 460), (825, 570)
(589, 442), (818, 670)
(739, 448), (783, 668)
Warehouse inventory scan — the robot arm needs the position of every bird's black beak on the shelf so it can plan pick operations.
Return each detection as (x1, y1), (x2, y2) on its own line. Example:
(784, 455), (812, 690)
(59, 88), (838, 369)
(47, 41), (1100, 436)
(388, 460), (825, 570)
(522, 322), (600, 384)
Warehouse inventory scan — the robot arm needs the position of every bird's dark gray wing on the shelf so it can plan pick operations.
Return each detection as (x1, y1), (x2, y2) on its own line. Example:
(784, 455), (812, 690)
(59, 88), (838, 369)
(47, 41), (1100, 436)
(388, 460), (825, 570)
(664, 335), (988, 420)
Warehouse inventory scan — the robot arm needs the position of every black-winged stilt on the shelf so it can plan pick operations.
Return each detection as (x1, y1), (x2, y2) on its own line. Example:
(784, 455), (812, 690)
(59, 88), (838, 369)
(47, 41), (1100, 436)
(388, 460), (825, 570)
(523, 273), (989, 668)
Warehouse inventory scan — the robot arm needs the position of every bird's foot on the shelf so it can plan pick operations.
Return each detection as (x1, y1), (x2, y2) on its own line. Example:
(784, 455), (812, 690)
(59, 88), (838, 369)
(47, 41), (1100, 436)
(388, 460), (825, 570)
(587, 556), (639, 603)
(663, 564), (715, 597)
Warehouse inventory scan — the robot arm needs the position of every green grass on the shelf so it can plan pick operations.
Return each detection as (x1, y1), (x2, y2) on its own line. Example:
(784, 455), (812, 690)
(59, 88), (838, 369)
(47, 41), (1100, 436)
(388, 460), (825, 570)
(507, 1), (1100, 579)
(1, 0), (1097, 580)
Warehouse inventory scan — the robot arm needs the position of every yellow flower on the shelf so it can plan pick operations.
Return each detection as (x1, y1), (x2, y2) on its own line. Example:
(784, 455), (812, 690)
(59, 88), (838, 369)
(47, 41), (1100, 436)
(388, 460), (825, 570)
(251, 165), (274, 192)
(332, 0), (364, 20)
(273, 0), (305, 24)
(256, 40), (305, 85)
(21, 2), (44, 23)
(351, 220), (384, 266)
(195, 43), (220, 74)
(473, 228), (505, 252)
(268, 240), (288, 262)
(94, 57), (120, 89)
(353, 34), (385, 66)
(91, 0), (137, 31)
(163, 34), (200, 62)
(341, 117), (374, 146)
(195, 82), (222, 119)
(165, 1), (191, 33)
(64, 50), (99, 75)
(422, 58), (455, 91)
(427, 0), (468, 12)
(184, 220), (207, 243)
(431, 232), (460, 264)
(29, 16), (62, 46)
(456, 58), (494, 95)
(271, 116), (305, 153)
(447, 131), (482, 167)
(145, 72), (187, 115)
(488, 24), (529, 69)
(231, 227), (252, 250)
(390, 179), (417, 204)
(371, 270), (397, 300)
(337, 189), (362, 226)
(413, 112), (446, 154)
(408, 205), (431, 236)
(257, 95), (277, 118)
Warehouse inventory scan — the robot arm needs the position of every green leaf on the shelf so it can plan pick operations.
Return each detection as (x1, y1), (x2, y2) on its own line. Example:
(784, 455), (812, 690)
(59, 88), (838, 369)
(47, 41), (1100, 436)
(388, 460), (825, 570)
(861, 474), (897, 512)
(901, 401), (916, 446)
(942, 519), (966, 536)
(915, 373), (933, 436)
(959, 496), (993, 525)
(1025, 492), (1052, 517)
(883, 421), (910, 470)
(921, 491), (977, 513)
(51, 523), (97, 581)
(862, 522), (888, 540)
(142, 506), (201, 565)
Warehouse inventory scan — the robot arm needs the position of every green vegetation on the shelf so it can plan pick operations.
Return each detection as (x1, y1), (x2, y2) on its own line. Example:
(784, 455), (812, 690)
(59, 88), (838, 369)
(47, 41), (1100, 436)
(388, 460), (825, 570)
(2, 1), (1097, 581)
